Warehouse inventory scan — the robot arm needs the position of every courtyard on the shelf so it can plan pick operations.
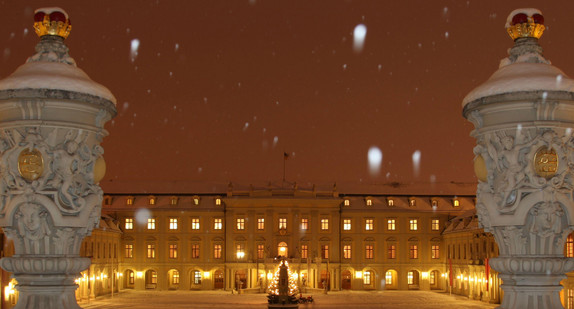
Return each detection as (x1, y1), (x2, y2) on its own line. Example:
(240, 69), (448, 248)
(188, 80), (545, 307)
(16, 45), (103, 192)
(80, 290), (497, 309)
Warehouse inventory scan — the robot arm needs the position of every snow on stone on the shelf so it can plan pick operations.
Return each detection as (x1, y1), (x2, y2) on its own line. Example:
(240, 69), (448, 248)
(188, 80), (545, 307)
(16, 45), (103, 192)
(34, 7), (69, 19)
(505, 8), (542, 28)
(0, 61), (117, 104)
(462, 63), (574, 106)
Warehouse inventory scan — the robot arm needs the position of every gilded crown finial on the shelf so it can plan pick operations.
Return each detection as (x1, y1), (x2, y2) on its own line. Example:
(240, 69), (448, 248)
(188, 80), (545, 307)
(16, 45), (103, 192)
(505, 8), (545, 40)
(33, 7), (72, 39)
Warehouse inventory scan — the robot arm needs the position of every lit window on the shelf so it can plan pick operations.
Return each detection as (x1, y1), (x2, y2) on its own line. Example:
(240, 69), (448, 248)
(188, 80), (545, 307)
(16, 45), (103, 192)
(366, 199), (372, 206)
(430, 271), (436, 285)
(301, 218), (308, 230)
(237, 218), (245, 230)
(453, 199), (460, 207)
(432, 245), (440, 259)
(151, 271), (157, 284)
(344, 199), (350, 206)
(387, 198), (394, 207)
(194, 271), (202, 285)
(192, 218), (200, 230)
(169, 244), (178, 259)
(125, 218), (134, 230)
(236, 244), (245, 259)
(431, 199), (438, 208)
(149, 196), (156, 205)
(214, 218), (223, 230)
(126, 197), (134, 205)
(321, 245), (329, 259)
(214, 244), (222, 259)
(279, 218), (287, 229)
(365, 245), (373, 259)
(343, 245), (351, 259)
(301, 245), (308, 259)
(365, 218), (374, 231)
(173, 270), (180, 284)
(257, 244), (265, 259)
(409, 219), (418, 231)
(431, 219), (440, 231)
(169, 218), (178, 230)
(407, 271), (414, 285)
(567, 234), (574, 258)
(125, 244), (133, 258)
(147, 244), (156, 259)
(147, 218), (156, 230)
(170, 196), (178, 205)
(215, 198), (221, 206)
(192, 244), (200, 259)
(387, 219), (396, 231)
(385, 271), (392, 285)
(193, 196), (200, 205)
(363, 271), (371, 285)
(409, 198), (416, 207)
(129, 271), (135, 284)
(343, 219), (351, 231)
(410, 245), (418, 259)
(258, 218), (265, 230)
(387, 244), (396, 259)
(321, 219), (329, 231)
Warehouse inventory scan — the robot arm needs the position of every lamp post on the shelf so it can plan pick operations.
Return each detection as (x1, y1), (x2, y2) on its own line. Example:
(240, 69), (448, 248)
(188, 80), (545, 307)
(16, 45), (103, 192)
(0, 8), (116, 309)
(463, 8), (574, 309)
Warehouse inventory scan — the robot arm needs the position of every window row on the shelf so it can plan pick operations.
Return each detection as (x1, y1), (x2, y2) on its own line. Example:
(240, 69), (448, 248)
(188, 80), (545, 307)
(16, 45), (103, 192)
(125, 243), (440, 260)
(342, 197), (461, 208)
(124, 218), (223, 231)
(114, 196), (222, 207)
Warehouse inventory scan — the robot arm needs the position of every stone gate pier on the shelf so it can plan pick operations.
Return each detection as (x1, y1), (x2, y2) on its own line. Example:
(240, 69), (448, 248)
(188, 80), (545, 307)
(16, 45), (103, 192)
(463, 8), (574, 309)
(0, 8), (116, 309)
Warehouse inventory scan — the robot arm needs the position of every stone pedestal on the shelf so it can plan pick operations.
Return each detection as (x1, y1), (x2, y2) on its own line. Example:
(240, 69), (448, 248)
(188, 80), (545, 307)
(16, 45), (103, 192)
(463, 9), (574, 309)
(0, 8), (116, 309)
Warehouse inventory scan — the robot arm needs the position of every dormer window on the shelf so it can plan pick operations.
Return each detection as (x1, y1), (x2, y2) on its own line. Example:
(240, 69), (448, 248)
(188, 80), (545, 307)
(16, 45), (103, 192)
(344, 199), (350, 206)
(366, 198), (373, 206)
(170, 196), (178, 206)
(409, 198), (416, 207)
(126, 196), (134, 206)
(192, 195), (200, 205)
(149, 196), (156, 205)
(453, 199), (460, 207)
(215, 198), (222, 206)
(103, 195), (113, 206)
(431, 199), (438, 208)
(387, 198), (394, 207)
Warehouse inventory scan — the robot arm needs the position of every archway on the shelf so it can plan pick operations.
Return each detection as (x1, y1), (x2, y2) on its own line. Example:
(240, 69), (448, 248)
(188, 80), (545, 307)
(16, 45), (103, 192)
(191, 270), (202, 289)
(168, 269), (180, 290)
(319, 270), (330, 289)
(145, 270), (157, 289)
(124, 269), (135, 289)
(278, 242), (288, 257)
(235, 270), (247, 290)
(407, 270), (420, 290)
(342, 270), (352, 290)
(430, 270), (441, 290)
(384, 269), (398, 290)
(214, 269), (224, 289)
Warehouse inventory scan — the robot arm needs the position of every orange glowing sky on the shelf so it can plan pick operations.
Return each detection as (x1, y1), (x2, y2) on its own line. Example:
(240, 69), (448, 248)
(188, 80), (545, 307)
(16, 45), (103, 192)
(0, 0), (573, 195)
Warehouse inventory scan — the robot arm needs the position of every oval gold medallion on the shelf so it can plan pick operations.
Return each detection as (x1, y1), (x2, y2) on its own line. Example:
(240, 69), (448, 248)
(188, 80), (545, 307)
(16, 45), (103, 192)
(18, 148), (44, 181)
(474, 154), (488, 182)
(534, 146), (558, 179)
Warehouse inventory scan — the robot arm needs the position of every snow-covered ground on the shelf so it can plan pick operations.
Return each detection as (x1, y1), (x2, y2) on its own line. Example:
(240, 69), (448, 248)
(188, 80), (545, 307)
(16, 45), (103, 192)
(80, 290), (497, 309)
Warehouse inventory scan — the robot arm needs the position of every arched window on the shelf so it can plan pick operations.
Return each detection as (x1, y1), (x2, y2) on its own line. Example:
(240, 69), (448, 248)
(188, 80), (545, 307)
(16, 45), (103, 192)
(278, 242), (288, 257)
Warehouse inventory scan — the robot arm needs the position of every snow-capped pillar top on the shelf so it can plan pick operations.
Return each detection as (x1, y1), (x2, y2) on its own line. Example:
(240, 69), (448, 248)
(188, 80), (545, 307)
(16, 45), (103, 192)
(461, 8), (574, 107)
(506, 8), (545, 41)
(33, 7), (72, 39)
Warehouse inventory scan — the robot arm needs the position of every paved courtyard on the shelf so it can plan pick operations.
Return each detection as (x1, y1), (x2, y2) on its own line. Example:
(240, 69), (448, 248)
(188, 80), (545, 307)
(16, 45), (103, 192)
(80, 290), (497, 309)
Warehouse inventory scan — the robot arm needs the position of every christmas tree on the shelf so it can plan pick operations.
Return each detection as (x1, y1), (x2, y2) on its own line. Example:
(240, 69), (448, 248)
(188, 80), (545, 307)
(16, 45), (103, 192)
(267, 258), (298, 305)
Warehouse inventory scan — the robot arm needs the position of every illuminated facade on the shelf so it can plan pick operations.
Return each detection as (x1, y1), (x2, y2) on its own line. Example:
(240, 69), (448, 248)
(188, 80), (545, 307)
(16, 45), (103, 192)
(89, 185), (478, 294)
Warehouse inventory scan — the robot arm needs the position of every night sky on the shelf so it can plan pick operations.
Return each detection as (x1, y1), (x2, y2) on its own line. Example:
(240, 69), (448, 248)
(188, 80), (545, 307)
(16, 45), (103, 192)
(0, 1), (573, 195)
